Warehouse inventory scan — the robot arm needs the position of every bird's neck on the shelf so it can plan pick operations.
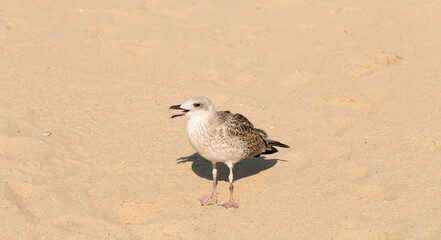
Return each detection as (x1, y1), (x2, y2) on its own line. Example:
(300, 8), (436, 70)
(187, 111), (216, 134)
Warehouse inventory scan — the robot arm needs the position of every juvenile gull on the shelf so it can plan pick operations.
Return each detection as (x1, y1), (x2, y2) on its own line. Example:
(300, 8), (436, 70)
(170, 96), (289, 208)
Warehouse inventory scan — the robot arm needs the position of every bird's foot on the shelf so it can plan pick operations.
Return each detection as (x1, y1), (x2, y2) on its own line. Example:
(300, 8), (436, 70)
(198, 194), (218, 206)
(221, 200), (238, 209)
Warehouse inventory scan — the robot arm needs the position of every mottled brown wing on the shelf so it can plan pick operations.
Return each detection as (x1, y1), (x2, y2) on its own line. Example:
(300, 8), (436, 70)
(217, 111), (266, 158)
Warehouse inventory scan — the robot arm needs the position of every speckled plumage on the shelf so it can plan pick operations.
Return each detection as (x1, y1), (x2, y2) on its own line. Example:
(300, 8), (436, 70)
(189, 111), (263, 163)
(171, 96), (289, 208)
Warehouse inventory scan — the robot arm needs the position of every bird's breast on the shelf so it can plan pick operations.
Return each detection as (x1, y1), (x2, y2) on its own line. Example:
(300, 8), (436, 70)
(186, 118), (246, 162)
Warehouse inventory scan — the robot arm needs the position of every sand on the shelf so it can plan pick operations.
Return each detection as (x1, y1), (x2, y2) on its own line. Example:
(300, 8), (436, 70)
(1, 0), (440, 239)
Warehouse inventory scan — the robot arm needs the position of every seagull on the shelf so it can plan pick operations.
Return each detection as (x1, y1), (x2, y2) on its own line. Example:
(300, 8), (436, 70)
(170, 96), (289, 208)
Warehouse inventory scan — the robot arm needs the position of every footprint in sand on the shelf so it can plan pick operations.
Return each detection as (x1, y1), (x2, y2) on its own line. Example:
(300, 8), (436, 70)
(47, 215), (114, 238)
(128, 223), (169, 239)
(311, 143), (350, 161)
(368, 51), (404, 66)
(85, 10), (136, 39)
(335, 6), (364, 14)
(344, 51), (403, 77)
(1, 17), (39, 33)
(138, 1), (159, 11)
(157, 9), (189, 20)
(253, 25), (277, 38)
(352, 184), (397, 201)
(362, 89), (394, 114)
(119, 40), (157, 56)
(276, 70), (321, 89)
(295, 23), (317, 29)
(1, 19), (11, 31)
(104, 199), (164, 224)
(291, 71), (320, 86)
(309, 97), (371, 114)
(309, 88), (393, 115)
(272, 0), (298, 3)
(345, 65), (375, 78)
(4, 180), (63, 219)
(332, 227), (400, 240)
(312, 112), (353, 136)
(345, 167), (369, 181)
(423, 138), (441, 152)
(154, 4), (200, 20)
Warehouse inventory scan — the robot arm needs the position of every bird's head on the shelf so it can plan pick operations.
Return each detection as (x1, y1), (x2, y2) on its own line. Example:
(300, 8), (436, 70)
(170, 96), (215, 119)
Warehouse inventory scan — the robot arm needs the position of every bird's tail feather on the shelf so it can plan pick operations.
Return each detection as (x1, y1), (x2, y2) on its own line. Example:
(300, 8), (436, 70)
(255, 128), (290, 156)
(268, 140), (290, 148)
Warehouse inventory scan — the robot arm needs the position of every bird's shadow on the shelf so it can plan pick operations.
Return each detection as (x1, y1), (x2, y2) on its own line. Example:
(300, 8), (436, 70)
(177, 153), (283, 182)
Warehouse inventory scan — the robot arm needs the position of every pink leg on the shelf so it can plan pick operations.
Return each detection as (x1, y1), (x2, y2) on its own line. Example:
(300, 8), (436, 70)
(198, 162), (218, 206)
(221, 163), (238, 209)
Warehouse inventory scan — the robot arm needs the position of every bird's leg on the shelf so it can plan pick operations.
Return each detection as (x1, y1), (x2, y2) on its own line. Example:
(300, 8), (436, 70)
(221, 163), (239, 208)
(198, 162), (218, 206)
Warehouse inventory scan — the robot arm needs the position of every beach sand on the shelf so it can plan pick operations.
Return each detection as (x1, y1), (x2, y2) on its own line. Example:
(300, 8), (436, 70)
(1, 0), (440, 239)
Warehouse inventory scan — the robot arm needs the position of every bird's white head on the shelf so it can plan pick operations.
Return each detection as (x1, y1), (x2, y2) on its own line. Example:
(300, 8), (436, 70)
(170, 96), (215, 119)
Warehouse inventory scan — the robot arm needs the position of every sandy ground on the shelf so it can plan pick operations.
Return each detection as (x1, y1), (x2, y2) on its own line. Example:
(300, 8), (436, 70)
(1, 0), (440, 239)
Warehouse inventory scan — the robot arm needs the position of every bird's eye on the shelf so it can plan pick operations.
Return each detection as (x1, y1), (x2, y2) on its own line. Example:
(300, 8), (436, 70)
(194, 103), (201, 108)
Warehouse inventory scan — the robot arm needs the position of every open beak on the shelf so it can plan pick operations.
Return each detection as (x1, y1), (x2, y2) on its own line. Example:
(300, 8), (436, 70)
(170, 105), (189, 118)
